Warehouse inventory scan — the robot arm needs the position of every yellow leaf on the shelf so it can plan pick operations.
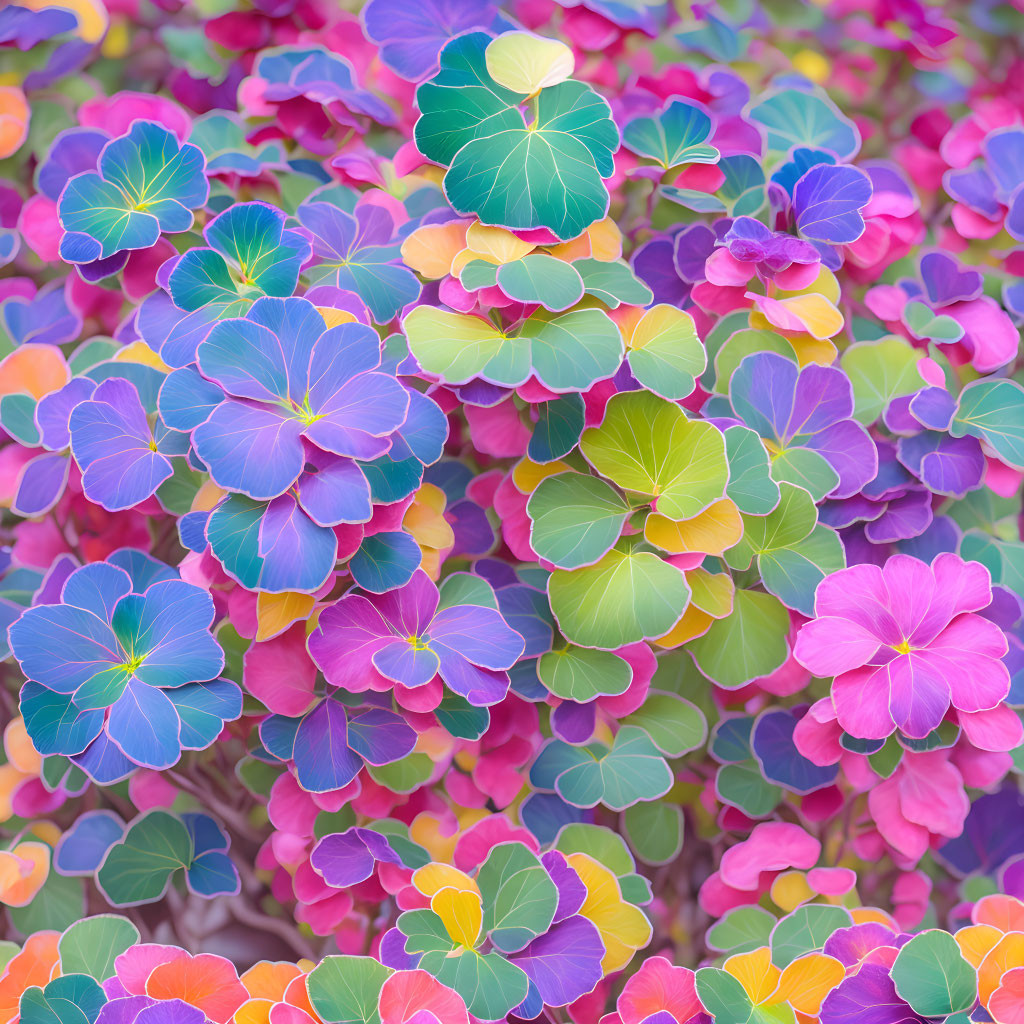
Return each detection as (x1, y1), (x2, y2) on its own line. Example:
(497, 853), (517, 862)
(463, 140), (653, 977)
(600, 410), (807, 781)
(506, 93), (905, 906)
(466, 222), (535, 264)
(724, 946), (780, 1004)
(567, 852), (652, 973)
(653, 605), (713, 648)
(113, 341), (171, 373)
(644, 499), (743, 556)
(431, 886), (483, 949)
(512, 457), (570, 494)
(3, 717), (41, 775)
(256, 592), (316, 642)
(955, 923), (1003, 968)
(768, 953), (845, 1014)
(770, 871), (815, 913)
(484, 32), (575, 95)
(412, 861), (479, 899)
(316, 307), (358, 329)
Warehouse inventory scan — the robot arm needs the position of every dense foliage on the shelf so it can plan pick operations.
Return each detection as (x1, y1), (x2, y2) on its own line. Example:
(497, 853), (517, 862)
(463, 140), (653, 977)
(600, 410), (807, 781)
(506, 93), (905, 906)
(1, 0), (1024, 1021)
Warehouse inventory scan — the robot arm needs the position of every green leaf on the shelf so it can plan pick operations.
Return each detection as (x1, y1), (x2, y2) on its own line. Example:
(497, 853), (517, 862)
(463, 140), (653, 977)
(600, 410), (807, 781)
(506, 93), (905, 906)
(459, 259), (499, 290)
(689, 589), (790, 687)
(367, 753), (434, 793)
(695, 968), (759, 1024)
(707, 906), (778, 955)
(622, 99), (719, 168)
(9, 872), (84, 935)
(527, 472), (631, 569)
(404, 305), (623, 392)
(714, 330), (792, 394)
(770, 447), (838, 502)
(478, 843), (558, 952)
(548, 547), (689, 649)
(951, 378), (1024, 469)
(574, 258), (654, 308)
(748, 88), (859, 158)
(496, 255), (584, 311)
(757, 524), (845, 616)
(903, 299), (964, 342)
(622, 692), (707, 756)
(623, 802), (683, 865)
(769, 904), (853, 968)
(841, 337), (926, 425)
(423, 948), (529, 1022)
(626, 305), (706, 401)
(437, 572), (499, 611)
(416, 34), (617, 239)
(717, 155), (766, 216)
(529, 393), (585, 463)
(725, 426), (781, 515)
(539, 644), (632, 700)
(890, 930), (977, 1017)
(19, 975), (106, 1024)
(307, 955), (393, 1024)
(553, 823), (636, 876)
(553, 726), (673, 810)
(717, 761), (783, 817)
(96, 811), (193, 906)
(57, 916), (139, 982)
(727, 482), (817, 568)
(581, 391), (728, 519)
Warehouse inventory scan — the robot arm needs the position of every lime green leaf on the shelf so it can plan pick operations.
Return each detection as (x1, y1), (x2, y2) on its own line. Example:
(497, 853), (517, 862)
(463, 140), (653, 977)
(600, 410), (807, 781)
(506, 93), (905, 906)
(688, 589), (790, 687)
(626, 305), (706, 401)
(404, 305), (623, 391)
(951, 378), (1024, 469)
(623, 802), (684, 865)
(539, 644), (632, 700)
(484, 32), (574, 94)
(307, 955), (393, 1024)
(553, 823), (636, 876)
(57, 916), (140, 982)
(622, 692), (707, 756)
(581, 391), (728, 519)
(527, 472), (631, 569)
(841, 337), (926, 425)
(758, 524), (845, 616)
(890, 930), (977, 1017)
(549, 548), (689, 649)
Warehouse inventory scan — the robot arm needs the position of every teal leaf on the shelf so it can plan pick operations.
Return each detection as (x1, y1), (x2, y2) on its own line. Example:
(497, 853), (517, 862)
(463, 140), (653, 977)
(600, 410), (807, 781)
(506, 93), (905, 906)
(622, 99), (720, 168)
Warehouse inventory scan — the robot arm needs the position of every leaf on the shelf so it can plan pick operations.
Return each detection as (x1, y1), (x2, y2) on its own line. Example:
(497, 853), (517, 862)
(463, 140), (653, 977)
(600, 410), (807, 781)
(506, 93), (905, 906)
(495, 254), (585, 312)
(622, 692), (707, 756)
(626, 304), (706, 400)
(841, 337), (926, 425)
(688, 589), (790, 687)
(404, 305), (623, 392)
(527, 472), (631, 569)
(623, 802), (683, 865)
(18, 974), (106, 1024)
(478, 843), (558, 953)
(96, 811), (193, 907)
(548, 548), (689, 649)
(8, 871), (83, 934)
(529, 394), (585, 463)
(695, 968), (759, 1024)
(890, 930), (977, 1017)
(574, 258), (654, 308)
(716, 762), (783, 817)
(757, 524), (845, 616)
(581, 391), (728, 519)
(622, 99), (719, 168)
(539, 644), (632, 700)
(416, 33), (617, 240)
(748, 88), (860, 159)
(57, 916), (139, 981)
(769, 904), (853, 968)
(726, 482), (817, 568)
(707, 906), (778, 955)
(770, 447), (839, 502)
(725, 426), (781, 515)
(307, 955), (393, 1024)
(718, 155), (766, 216)
(484, 31), (574, 94)
(951, 378), (1024, 469)
(551, 726), (673, 810)
(426, 948), (529, 1022)
(792, 164), (872, 244)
